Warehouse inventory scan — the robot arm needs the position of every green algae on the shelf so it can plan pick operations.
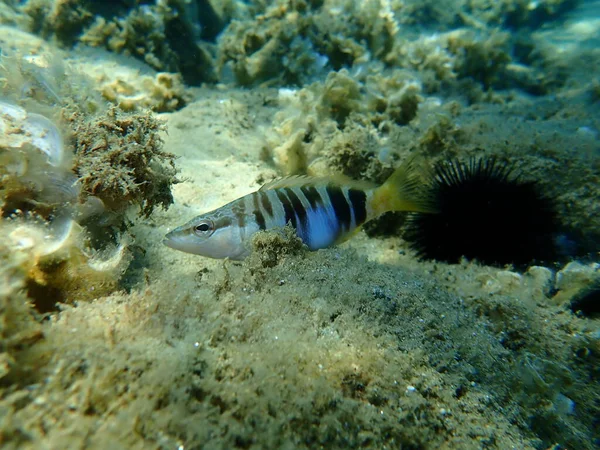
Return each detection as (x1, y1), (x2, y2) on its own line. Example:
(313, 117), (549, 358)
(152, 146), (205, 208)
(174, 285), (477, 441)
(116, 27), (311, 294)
(1, 224), (598, 448)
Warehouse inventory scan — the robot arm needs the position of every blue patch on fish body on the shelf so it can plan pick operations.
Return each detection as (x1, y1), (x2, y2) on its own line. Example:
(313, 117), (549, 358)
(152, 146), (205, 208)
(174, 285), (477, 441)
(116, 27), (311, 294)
(302, 194), (341, 249)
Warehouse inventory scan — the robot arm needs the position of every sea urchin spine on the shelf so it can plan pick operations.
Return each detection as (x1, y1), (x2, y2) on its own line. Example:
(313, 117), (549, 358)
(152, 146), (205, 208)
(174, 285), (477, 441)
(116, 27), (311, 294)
(403, 157), (561, 268)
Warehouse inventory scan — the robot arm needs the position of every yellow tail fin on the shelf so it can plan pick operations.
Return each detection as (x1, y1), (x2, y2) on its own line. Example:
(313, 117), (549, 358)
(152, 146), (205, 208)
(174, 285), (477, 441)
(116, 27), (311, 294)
(371, 158), (437, 216)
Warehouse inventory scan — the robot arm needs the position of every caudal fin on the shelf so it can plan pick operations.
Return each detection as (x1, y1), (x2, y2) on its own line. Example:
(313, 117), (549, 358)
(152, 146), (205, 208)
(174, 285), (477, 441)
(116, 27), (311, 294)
(371, 157), (438, 216)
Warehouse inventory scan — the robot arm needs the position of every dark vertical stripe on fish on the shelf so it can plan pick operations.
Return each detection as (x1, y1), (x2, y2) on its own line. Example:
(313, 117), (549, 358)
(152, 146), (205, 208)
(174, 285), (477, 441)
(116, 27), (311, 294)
(300, 186), (321, 209)
(233, 203), (246, 229)
(275, 189), (297, 229)
(285, 188), (308, 231)
(348, 189), (367, 225)
(326, 185), (352, 231)
(259, 190), (273, 216)
(252, 192), (266, 230)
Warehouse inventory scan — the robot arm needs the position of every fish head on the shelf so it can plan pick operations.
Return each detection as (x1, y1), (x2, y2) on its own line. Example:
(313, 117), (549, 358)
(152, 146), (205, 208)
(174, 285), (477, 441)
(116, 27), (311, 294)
(163, 212), (248, 260)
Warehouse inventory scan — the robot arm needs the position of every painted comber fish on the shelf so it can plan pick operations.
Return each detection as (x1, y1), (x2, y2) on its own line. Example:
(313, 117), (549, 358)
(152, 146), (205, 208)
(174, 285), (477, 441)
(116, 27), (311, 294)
(163, 160), (435, 260)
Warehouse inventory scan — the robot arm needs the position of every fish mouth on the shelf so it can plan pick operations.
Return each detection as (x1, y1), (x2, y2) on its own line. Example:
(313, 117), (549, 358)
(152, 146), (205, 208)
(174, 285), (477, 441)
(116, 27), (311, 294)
(163, 230), (195, 254)
(162, 231), (181, 250)
(162, 237), (175, 249)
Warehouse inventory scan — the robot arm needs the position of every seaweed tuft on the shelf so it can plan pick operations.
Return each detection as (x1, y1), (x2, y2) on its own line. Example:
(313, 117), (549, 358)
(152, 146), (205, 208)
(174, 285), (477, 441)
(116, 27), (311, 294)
(70, 107), (178, 217)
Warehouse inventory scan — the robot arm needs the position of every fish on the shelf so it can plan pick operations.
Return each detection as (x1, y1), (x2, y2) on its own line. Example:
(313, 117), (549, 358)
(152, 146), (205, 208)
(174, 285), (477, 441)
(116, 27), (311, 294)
(163, 159), (436, 260)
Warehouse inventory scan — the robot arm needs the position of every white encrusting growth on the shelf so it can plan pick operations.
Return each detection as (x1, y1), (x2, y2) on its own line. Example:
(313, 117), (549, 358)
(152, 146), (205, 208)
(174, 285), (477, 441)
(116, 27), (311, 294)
(0, 100), (65, 167)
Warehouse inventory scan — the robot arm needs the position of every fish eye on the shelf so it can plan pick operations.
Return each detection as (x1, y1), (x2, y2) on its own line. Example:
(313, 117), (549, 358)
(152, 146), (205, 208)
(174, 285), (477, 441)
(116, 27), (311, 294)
(194, 221), (213, 236)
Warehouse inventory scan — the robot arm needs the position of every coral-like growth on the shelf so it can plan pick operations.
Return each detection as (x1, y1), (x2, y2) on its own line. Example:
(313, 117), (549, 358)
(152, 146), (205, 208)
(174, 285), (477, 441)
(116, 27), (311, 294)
(264, 69), (422, 176)
(80, 1), (216, 85)
(217, 0), (402, 87)
(0, 49), (179, 248)
(23, 0), (216, 85)
(24, 0), (93, 45)
(325, 123), (392, 183)
(70, 107), (178, 217)
(80, 9), (178, 72)
(446, 30), (511, 89)
(19, 0), (581, 94)
(0, 49), (179, 318)
(100, 72), (187, 113)
(399, 29), (512, 93)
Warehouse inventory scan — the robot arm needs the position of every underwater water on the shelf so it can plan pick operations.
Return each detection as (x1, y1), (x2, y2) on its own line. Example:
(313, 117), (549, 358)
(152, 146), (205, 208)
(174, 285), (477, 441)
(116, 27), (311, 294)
(0, 0), (599, 448)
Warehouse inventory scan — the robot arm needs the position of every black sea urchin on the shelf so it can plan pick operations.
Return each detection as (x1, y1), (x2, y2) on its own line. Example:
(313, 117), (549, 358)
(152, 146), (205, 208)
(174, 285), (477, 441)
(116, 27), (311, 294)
(403, 158), (561, 268)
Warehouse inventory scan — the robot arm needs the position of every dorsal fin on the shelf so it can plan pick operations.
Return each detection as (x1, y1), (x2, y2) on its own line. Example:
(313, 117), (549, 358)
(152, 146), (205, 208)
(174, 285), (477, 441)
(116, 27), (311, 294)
(260, 174), (377, 191)
(260, 175), (314, 190)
